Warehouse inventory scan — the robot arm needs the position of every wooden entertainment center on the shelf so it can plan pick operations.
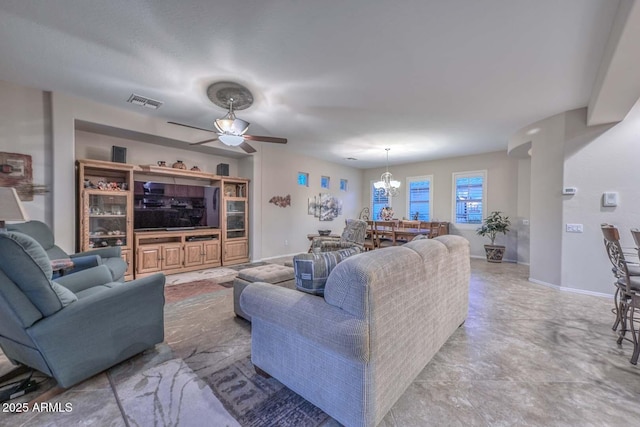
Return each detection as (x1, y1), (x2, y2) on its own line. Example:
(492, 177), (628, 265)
(77, 159), (250, 280)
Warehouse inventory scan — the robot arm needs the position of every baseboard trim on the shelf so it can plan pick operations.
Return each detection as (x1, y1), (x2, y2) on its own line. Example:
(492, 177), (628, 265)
(470, 255), (520, 264)
(528, 278), (612, 299)
(257, 252), (299, 263)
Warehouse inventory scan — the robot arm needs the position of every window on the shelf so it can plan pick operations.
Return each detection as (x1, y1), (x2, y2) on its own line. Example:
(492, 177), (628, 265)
(453, 171), (486, 225)
(406, 175), (432, 221)
(321, 176), (330, 189)
(298, 172), (309, 187)
(371, 182), (390, 220)
(340, 179), (348, 192)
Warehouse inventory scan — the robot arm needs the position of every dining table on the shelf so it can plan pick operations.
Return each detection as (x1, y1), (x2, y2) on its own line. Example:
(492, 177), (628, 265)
(393, 227), (430, 243)
(372, 224), (430, 246)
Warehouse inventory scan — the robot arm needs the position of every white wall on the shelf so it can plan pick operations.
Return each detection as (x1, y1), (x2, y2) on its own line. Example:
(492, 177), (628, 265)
(0, 80), (52, 224)
(562, 104), (640, 294)
(258, 144), (363, 259)
(75, 130), (239, 176)
(361, 151), (521, 262)
(528, 113), (566, 287)
(516, 158), (531, 264)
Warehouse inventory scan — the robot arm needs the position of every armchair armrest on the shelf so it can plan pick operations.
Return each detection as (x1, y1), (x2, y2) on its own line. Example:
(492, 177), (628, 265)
(65, 254), (101, 275)
(73, 246), (121, 259)
(53, 265), (114, 293)
(240, 283), (368, 361)
(311, 236), (340, 250)
(319, 240), (363, 251)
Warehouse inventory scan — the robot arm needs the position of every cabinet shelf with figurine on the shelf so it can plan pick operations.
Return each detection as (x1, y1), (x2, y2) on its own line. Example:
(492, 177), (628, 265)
(77, 159), (135, 280)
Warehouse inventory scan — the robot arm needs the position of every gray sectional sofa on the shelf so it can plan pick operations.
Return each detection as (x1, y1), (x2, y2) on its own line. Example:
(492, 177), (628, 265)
(240, 235), (470, 426)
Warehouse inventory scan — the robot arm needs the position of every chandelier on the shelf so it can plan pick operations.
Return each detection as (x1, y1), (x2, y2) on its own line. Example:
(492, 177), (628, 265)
(373, 148), (401, 197)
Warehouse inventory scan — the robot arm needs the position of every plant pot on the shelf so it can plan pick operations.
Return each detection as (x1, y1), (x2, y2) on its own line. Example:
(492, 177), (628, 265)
(484, 244), (505, 263)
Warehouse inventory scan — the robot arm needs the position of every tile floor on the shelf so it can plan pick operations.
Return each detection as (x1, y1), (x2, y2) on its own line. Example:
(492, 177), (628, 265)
(1, 259), (639, 426)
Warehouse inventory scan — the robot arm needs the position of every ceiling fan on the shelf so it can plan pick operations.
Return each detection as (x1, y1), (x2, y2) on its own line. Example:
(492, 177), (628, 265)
(169, 81), (287, 154)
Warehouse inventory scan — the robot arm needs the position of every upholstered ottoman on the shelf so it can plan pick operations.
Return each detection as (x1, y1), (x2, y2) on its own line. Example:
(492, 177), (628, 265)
(233, 264), (295, 321)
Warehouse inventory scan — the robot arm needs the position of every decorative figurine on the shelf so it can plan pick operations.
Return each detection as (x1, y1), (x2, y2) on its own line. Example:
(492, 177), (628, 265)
(172, 160), (187, 170)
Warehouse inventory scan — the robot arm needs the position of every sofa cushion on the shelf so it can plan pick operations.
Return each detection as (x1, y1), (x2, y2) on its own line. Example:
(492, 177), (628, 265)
(0, 232), (63, 316)
(293, 247), (361, 296)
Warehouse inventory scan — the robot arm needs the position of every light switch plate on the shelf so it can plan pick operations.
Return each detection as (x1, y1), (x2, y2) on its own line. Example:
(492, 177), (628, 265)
(566, 224), (583, 233)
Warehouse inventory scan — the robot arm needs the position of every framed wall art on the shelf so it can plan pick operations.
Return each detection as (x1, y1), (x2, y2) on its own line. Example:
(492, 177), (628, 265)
(0, 152), (33, 201)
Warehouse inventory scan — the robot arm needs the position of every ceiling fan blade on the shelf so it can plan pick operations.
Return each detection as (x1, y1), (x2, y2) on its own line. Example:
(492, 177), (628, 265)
(239, 141), (257, 153)
(190, 136), (219, 145)
(168, 121), (215, 133)
(244, 134), (287, 144)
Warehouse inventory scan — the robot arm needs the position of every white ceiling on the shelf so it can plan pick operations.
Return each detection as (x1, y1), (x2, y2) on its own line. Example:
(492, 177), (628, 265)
(0, 0), (621, 168)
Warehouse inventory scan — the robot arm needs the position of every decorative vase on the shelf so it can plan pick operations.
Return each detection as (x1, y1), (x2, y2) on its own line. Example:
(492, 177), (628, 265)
(190, 166), (201, 171)
(172, 160), (187, 170)
(380, 206), (394, 221)
(484, 245), (506, 263)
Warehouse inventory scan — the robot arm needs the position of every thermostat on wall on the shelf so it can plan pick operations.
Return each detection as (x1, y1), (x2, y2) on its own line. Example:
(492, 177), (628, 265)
(562, 187), (577, 195)
(603, 192), (618, 207)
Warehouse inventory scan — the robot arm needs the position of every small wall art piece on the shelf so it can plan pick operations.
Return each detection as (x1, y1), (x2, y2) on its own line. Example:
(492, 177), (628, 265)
(308, 197), (319, 216)
(298, 172), (309, 187)
(308, 194), (341, 220)
(321, 176), (330, 189)
(319, 193), (342, 221)
(0, 152), (34, 201)
(269, 194), (291, 208)
(340, 179), (348, 191)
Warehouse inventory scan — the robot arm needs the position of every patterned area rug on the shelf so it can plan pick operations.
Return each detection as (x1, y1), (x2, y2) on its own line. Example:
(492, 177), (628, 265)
(164, 261), (271, 300)
(204, 356), (334, 427)
(164, 279), (228, 303)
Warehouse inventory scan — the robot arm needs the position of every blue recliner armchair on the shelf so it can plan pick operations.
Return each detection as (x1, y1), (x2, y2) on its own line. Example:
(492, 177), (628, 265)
(0, 232), (165, 388)
(7, 220), (127, 282)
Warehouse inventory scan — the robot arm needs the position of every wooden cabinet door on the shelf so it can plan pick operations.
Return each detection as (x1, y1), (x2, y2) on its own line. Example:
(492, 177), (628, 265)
(184, 242), (204, 267)
(204, 240), (220, 265)
(121, 248), (133, 279)
(162, 244), (183, 270)
(224, 240), (248, 263)
(137, 245), (161, 274)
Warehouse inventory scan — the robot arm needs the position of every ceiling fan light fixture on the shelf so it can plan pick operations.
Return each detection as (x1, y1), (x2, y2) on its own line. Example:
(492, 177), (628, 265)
(214, 116), (250, 135)
(214, 97), (251, 136)
(218, 134), (245, 146)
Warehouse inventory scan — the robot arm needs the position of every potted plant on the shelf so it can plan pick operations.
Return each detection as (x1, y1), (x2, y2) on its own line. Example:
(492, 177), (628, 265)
(476, 211), (511, 263)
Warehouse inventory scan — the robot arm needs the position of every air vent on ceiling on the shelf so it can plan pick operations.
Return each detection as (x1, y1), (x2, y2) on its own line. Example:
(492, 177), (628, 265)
(127, 94), (163, 109)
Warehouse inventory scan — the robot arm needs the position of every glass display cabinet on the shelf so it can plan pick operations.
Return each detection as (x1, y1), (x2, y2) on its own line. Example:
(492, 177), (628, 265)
(226, 200), (246, 239)
(77, 159), (134, 280)
(222, 180), (249, 264)
(84, 192), (129, 248)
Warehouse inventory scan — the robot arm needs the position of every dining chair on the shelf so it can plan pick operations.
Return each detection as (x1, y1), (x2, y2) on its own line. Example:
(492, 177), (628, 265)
(602, 225), (640, 364)
(376, 221), (397, 248)
(396, 220), (418, 244)
(363, 220), (377, 251)
(399, 220), (420, 229)
(429, 222), (441, 238)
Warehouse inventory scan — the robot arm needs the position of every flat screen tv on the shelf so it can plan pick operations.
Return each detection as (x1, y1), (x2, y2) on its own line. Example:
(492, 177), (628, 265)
(133, 181), (219, 230)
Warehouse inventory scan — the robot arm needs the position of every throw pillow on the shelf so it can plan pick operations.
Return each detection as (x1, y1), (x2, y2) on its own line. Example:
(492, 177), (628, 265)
(293, 247), (361, 296)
